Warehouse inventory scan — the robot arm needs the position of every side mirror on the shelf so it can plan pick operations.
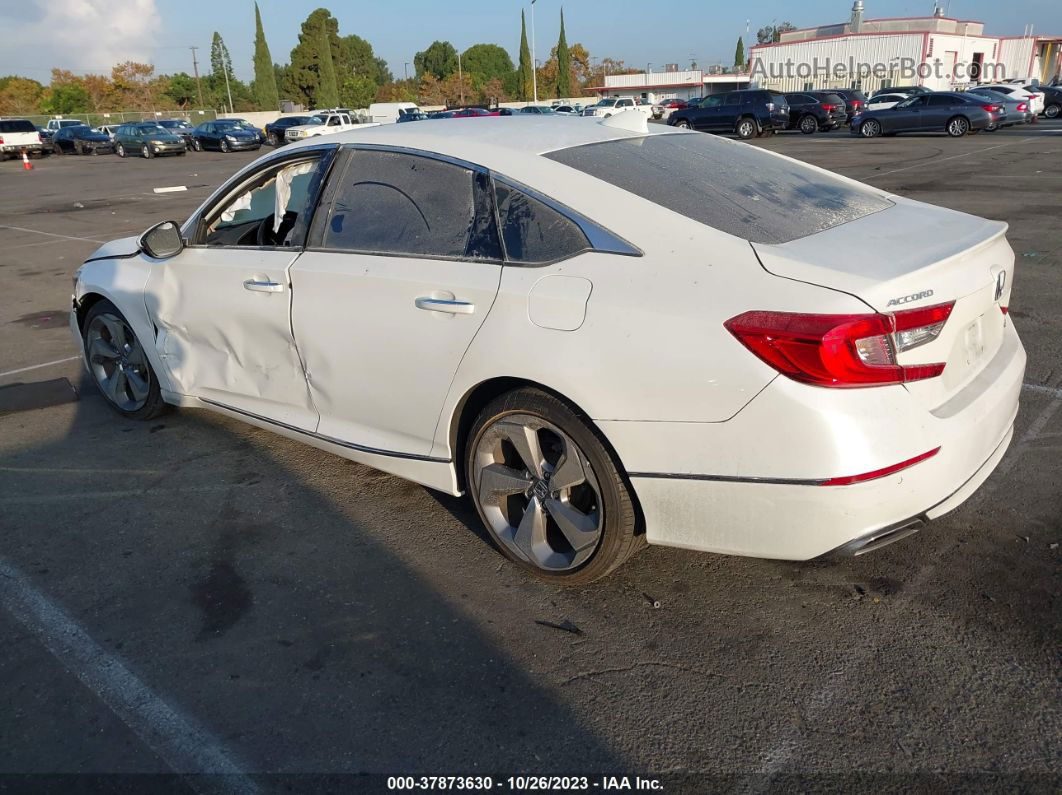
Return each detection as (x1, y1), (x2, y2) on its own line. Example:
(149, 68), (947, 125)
(139, 220), (184, 259)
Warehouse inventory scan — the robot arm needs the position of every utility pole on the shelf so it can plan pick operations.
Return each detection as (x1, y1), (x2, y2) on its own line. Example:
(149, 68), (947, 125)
(189, 46), (204, 107)
(530, 0), (538, 103)
(404, 62), (410, 81)
(222, 64), (233, 115)
(457, 50), (464, 105)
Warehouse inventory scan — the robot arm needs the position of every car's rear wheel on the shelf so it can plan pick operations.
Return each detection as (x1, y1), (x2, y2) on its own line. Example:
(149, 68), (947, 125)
(674, 119), (691, 129)
(735, 117), (757, 139)
(466, 388), (641, 584)
(1044, 103), (1060, 119)
(946, 116), (969, 137)
(268, 132), (279, 146)
(799, 114), (818, 134)
(82, 300), (167, 420)
(859, 119), (882, 137)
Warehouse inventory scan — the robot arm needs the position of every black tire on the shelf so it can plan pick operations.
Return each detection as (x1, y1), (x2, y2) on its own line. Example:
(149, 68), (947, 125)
(674, 119), (691, 129)
(946, 115), (969, 137)
(859, 119), (882, 138)
(53, 141), (63, 155)
(192, 138), (202, 151)
(465, 388), (643, 585)
(735, 117), (758, 139)
(799, 114), (818, 134)
(141, 144), (152, 158)
(74, 141), (83, 155)
(268, 132), (279, 146)
(1044, 103), (1060, 119)
(116, 143), (125, 158)
(82, 299), (168, 421)
(219, 138), (230, 153)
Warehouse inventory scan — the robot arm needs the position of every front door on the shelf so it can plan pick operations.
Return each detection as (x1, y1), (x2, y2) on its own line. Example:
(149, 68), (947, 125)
(290, 147), (504, 456)
(145, 149), (333, 430)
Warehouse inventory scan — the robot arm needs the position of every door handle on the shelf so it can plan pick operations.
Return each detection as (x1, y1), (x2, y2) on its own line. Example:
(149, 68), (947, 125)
(244, 279), (284, 293)
(415, 297), (475, 314)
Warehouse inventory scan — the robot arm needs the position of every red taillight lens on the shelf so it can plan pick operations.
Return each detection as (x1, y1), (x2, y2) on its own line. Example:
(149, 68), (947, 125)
(1016, 102), (1027, 111)
(981, 104), (1000, 112)
(724, 303), (954, 388)
(820, 447), (940, 486)
(821, 103), (837, 112)
(852, 100), (863, 108)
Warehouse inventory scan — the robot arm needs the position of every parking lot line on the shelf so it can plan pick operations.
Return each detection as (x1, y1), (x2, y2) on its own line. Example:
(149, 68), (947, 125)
(0, 223), (106, 244)
(0, 356), (81, 379)
(867, 137), (1035, 178)
(0, 557), (259, 793)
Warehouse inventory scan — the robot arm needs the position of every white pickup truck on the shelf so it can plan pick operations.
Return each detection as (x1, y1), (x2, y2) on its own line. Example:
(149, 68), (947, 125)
(285, 112), (377, 142)
(0, 118), (45, 159)
(580, 98), (655, 118)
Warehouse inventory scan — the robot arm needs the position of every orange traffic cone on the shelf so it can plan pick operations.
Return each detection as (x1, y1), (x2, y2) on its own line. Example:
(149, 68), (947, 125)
(21, 152), (33, 171)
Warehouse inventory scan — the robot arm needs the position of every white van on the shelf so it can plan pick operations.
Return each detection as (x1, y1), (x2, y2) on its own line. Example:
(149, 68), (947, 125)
(368, 102), (421, 124)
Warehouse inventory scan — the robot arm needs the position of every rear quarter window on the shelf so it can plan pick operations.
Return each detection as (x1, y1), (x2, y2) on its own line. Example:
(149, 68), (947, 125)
(0, 120), (36, 133)
(545, 132), (893, 245)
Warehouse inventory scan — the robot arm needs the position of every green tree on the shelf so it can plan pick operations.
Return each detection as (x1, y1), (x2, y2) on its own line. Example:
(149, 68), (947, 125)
(734, 37), (745, 69)
(555, 9), (571, 98)
(414, 41), (458, 81)
(288, 8), (342, 108)
(252, 3), (279, 110)
(210, 32), (234, 82)
(162, 72), (199, 108)
(517, 11), (533, 101)
(0, 76), (45, 115)
(339, 74), (376, 108)
(339, 34), (391, 86)
(756, 22), (795, 44)
(461, 44), (515, 86)
(42, 82), (89, 114)
(316, 23), (340, 107)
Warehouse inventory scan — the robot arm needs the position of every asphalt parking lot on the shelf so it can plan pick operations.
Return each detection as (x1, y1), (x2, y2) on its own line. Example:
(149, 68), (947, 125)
(1, 124), (1060, 791)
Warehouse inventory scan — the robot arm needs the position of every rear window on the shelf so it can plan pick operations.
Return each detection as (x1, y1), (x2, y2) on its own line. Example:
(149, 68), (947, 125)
(0, 119), (36, 133)
(545, 133), (893, 244)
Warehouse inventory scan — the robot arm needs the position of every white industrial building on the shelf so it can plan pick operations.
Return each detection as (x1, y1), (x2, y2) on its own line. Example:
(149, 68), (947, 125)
(748, 2), (1061, 94)
(588, 69), (750, 104)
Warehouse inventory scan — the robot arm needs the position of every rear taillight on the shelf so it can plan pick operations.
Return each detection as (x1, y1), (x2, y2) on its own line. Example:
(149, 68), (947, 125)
(1016, 102), (1028, 112)
(981, 104), (1001, 112)
(724, 302), (955, 388)
(851, 100), (863, 109)
(766, 102), (776, 111)
(0, 136), (4, 145)
(820, 103), (837, 112)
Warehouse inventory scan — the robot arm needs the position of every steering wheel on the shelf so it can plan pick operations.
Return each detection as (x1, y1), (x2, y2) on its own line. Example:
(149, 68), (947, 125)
(256, 213), (276, 247)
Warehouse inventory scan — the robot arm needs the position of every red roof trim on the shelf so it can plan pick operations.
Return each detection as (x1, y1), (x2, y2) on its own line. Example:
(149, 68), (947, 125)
(588, 81), (706, 92)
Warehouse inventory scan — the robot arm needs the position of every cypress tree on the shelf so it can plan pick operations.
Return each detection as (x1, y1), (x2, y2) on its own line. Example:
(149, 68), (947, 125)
(517, 11), (533, 101)
(555, 9), (571, 98)
(734, 36), (746, 70)
(317, 21), (340, 107)
(252, 3), (279, 110)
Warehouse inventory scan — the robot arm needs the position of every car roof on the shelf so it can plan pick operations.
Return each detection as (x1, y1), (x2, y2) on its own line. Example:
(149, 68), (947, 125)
(286, 116), (677, 162)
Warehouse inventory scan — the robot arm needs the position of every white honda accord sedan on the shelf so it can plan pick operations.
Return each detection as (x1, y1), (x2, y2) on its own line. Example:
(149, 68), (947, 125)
(71, 113), (1025, 583)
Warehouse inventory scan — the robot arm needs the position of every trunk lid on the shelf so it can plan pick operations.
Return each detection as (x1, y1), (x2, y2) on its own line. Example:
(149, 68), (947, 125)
(751, 196), (1014, 409)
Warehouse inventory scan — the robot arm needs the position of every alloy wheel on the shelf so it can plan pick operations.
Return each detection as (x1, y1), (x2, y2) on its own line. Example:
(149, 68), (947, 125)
(948, 117), (969, 137)
(800, 115), (817, 134)
(85, 313), (152, 412)
(1045, 104), (1059, 119)
(676, 119), (691, 129)
(472, 413), (603, 572)
(141, 144), (151, 158)
(737, 119), (756, 139)
(861, 120), (881, 137)
(220, 139), (230, 152)
(116, 143), (124, 157)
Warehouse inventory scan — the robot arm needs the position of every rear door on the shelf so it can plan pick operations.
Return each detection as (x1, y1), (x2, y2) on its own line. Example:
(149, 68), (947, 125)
(289, 147), (504, 456)
(718, 92), (743, 129)
(924, 94), (959, 131)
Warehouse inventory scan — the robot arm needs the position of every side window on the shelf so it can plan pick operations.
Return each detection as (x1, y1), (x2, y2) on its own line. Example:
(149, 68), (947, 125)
(326, 116), (339, 126)
(494, 181), (590, 265)
(929, 95), (955, 106)
(316, 149), (501, 260)
(724, 93), (742, 106)
(702, 96), (723, 108)
(200, 154), (327, 248)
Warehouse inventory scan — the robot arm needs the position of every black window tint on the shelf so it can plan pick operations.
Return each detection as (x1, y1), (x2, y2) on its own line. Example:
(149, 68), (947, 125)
(321, 150), (500, 260)
(0, 119), (36, 133)
(546, 133), (893, 245)
(929, 95), (956, 106)
(494, 182), (589, 264)
(724, 93), (742, 106)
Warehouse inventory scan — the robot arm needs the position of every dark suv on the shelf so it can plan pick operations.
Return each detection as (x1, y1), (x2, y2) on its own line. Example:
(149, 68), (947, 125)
(783, 92), (845, 133)
(666, 90), (789, 139)
(810, 89), (868, 123)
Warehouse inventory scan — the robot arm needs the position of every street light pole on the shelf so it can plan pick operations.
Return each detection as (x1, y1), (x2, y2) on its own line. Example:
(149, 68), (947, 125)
(530, 0), (538, 103)
(404, 62), (410, 81)
(457, 50), (464, 105)
(189, 46), (204, 108)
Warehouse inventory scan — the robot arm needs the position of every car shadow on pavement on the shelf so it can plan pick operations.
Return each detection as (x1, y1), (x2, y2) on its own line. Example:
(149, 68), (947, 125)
(0, 373), (627, 782)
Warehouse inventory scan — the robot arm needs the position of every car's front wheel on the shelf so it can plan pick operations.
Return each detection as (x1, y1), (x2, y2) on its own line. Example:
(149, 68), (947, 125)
(268, 132), (279, 146)
(219, 138), (230, 152)
(116, 143), (125, 158)
(82, 300), (167, 420)
(466, 388), (642, 584)
(674, 119), (691, 129)
(192, 138), (202, 151)
(141, 144), (152, 158)
(859, 119), (882, 137)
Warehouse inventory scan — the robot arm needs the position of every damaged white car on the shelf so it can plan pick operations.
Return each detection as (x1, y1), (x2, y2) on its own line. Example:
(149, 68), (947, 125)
(71, 116), (1025, 584)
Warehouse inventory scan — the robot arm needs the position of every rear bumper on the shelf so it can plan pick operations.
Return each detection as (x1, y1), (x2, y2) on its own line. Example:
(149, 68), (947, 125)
(600, 322), (1025, 560)
(1, 143), (43, 153)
